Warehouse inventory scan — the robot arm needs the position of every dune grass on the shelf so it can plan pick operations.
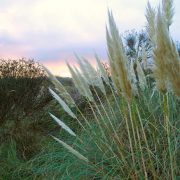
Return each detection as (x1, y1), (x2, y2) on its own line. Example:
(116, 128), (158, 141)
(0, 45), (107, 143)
(43, 0), (180, 179)
(13, 89), (179, 179)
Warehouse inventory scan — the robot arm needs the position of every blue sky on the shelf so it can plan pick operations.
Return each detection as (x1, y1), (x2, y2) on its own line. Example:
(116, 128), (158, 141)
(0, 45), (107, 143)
(0, 0), (180, 76)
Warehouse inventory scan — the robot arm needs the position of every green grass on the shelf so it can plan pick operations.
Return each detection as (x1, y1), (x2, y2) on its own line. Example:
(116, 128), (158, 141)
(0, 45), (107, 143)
(9, 89), (178, 179)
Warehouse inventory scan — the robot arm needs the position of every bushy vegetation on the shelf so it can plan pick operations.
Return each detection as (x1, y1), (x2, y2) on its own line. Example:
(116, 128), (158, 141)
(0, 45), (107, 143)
(0, 59), (53, 160)
(0, 59), (83, 179)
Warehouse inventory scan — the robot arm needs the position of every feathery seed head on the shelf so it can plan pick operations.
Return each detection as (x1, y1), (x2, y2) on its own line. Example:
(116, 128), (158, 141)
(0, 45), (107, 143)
(52, 136), (89, 163)
(67, 62), (94, 101)
(146, 1), (156, 44)
(43, 65), (75, 105)
(49, 113), (76, 136)
(136, 59), (147, 90)
(106, 11), (133, 101)
(152, 5), (180, 96)
(95, 54), (111, 88)
(49, 88), (77, 118)
(74, 66), (94, 102)
(162, 0), (174, 27)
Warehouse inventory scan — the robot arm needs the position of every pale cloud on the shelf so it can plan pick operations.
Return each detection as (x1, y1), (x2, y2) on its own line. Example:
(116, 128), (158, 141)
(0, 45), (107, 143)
(0, 0), (107, 44)
(0, 0), (180, 76)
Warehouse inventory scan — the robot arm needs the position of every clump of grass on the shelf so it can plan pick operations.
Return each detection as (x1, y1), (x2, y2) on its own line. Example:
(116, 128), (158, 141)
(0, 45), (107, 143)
(146, 0), (180, 96)
(44, 0), (179, 179)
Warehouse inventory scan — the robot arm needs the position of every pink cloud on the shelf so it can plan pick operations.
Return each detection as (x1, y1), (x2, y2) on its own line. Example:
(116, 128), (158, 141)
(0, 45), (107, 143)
(0, 45), (33, 59)
(42, 56), (107, 77)
(43, 59), (74, 77)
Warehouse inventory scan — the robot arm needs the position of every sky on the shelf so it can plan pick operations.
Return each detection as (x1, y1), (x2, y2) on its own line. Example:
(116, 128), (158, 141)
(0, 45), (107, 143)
(0, 0), (180, 76)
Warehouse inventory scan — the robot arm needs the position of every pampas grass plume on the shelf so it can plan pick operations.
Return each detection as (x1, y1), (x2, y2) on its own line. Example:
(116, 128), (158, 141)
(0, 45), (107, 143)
(49, 88), (77, 118)
(49, 113), (76, 136)
(52, 136), (89, 163)
(43, 65), (75, 105)
(107, 11), (133, 101)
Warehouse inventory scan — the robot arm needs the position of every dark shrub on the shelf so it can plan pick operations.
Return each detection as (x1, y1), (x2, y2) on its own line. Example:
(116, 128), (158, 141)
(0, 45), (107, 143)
(0, 58), (52, 159)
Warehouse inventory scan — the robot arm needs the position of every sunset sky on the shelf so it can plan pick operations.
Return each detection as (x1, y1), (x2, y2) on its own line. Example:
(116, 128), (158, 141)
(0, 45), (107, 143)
(0, 0), (180, 76)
